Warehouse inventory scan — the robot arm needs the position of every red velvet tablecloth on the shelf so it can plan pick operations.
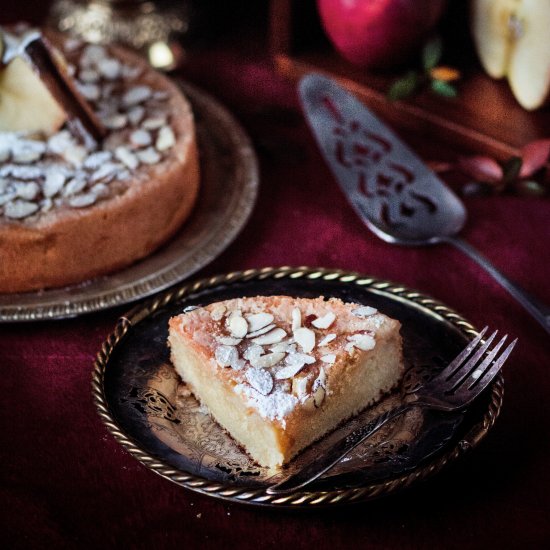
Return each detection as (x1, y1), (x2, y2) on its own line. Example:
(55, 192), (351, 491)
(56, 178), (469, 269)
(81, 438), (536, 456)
(2, 6), (550, 549)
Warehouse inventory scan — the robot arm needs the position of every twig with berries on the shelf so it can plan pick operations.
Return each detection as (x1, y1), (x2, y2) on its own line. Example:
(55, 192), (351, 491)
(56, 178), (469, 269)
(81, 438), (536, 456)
(387, 36), (460, 101)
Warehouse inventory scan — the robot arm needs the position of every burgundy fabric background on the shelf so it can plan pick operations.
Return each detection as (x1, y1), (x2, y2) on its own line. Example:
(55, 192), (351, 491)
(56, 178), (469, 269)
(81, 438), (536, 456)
(1, 2), (549, 548)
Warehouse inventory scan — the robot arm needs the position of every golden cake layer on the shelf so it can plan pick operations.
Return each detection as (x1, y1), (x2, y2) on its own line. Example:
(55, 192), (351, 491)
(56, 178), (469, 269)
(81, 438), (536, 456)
(168, 296), (404, 469)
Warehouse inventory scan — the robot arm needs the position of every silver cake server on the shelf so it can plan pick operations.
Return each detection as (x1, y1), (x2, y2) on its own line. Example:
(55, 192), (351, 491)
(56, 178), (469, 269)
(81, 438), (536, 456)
(299, 73), (550, 335)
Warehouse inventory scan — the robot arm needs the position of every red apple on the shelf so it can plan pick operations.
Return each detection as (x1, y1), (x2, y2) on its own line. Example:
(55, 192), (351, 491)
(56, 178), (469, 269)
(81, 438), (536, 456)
(317, 0), (447, 68)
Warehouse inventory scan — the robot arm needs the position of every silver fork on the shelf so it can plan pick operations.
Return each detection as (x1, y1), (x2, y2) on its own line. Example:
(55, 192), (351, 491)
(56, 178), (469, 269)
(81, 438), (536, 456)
(267, 327), (517, 495)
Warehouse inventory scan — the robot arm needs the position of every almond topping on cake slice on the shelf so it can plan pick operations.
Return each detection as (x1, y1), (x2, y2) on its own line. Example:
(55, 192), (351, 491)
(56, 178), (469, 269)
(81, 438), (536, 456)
(168, 295), (404, 469)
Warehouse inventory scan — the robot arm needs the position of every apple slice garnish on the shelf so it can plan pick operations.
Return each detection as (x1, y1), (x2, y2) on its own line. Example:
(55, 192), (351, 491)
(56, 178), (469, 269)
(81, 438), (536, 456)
(472, 0), (550, 110)
(0, 28), (106, 141)
(0, 55), (67, 135)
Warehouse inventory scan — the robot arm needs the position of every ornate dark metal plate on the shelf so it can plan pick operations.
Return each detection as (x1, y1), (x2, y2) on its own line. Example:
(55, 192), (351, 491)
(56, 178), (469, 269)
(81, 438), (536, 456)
(94, 267), (503, 507)
(0, 81), (258, 322)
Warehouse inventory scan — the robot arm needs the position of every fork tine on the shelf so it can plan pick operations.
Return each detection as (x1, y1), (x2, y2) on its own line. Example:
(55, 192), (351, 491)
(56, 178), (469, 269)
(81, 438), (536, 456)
(453, 338), (517, 408)
(436, 326), (488, 380)
(444, 329), (497, 384)
(466, 338), (517, 391)
(458, 334), (508, 389)
(448, 331), (501, 392)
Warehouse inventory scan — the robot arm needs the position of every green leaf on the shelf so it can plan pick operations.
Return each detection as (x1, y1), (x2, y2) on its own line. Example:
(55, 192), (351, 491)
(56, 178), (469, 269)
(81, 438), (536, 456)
(387, 71), (419, 101)
(501, 156), (523, 187)
(430, 79), (458, 98)
(422, 36), (442, 71)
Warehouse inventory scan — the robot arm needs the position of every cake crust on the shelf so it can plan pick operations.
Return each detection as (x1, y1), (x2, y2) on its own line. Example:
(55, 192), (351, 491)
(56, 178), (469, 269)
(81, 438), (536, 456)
(168, 296), (404, 469)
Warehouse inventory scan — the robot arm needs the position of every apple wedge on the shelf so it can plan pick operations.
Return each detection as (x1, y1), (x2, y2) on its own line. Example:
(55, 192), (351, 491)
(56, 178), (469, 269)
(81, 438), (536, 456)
(471, 0), (550, 111)
(0, 56), (67, 134)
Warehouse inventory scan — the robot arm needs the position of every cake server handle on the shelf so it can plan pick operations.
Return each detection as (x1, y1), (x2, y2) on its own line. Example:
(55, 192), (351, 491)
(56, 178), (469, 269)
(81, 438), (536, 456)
(266, 403), (411, 495)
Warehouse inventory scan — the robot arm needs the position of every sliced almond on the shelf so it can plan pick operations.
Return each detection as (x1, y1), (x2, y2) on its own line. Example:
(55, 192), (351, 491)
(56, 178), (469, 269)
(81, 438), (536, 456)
(127, 105), (145, 126)
(137, 147), (161, 165)
(246, 312), (274, 333)
(153, 90), (170, 101)
(251, 351), (285, 369)
(69, 193), (97, 208)
(312, 312), (336, 329)
(292, 376), (309, 398)
(102, 114), (127, 130)
(246, 323), (276, 339)
(122, 85), (152, 107)
(227, 311), (248, 338)
(91, 162), (120, 183)
(269, 341), (291, 353)
(0, 192), (16, 206)
(252, 327), (286, 345)
(347, 333), (376, 351)
(320, 354), (336, 364)
(80, 44), (106, 67)
(230, 358), (245, 371)
(3, 165), (42, 180)
(285, 352), (315, 367)
(97, 58), (121, 80)
(245, 368), (273, 395)
(318, 333), (337, 347)
(4, 199), (38, 219)
(115, 146), (139, 170)
(243, 343), (263, 363)
(142, 117), (166, 130)
(62, 145), (87, 166)
(131, 129), (152, 147)
(155, 126), (175, 151)
(315, 366), (327, 388)
(215, 345), (239, 368)
(63, 177), (87, 196)
(291, 308), (301, 331)
(84, 151), (112, 169)
(313, 385), (326, 408)
(218, 336), (242, 346)
(293, 327), (315, 353)
(77, 83), (100, 101)
(14, 182), (39, 201)
(352, 306), (377, 318)
(79, 69), (99, 83)
(12, 141), (46, 164)
(275, 363), (305, 380)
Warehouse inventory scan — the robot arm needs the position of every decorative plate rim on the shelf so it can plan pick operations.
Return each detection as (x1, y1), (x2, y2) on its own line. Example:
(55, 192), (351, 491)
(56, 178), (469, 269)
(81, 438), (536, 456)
(92, 266), (504, 507)
(0, 81), (259, 322)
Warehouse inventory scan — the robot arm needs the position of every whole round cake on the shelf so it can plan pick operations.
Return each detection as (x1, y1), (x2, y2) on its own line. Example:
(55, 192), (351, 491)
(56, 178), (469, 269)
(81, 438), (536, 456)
(0, 28), (199, 293)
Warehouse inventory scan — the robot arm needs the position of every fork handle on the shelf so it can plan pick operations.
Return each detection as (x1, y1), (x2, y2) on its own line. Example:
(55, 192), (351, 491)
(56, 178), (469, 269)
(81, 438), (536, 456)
(266, 403), (411, 495)
(444, 236), (550, 335)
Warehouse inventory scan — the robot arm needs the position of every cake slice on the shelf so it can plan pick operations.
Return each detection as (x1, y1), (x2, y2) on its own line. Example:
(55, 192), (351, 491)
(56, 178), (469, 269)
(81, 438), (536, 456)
(168, 296), (404, 469)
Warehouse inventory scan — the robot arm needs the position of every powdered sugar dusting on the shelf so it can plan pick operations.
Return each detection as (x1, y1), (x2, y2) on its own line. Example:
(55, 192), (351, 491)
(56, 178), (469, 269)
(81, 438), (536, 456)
(235, 384), (298, 421)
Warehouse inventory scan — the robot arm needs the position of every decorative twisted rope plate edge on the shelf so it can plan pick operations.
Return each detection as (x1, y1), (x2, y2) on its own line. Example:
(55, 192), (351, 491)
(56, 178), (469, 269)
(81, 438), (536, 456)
(92, 266), (504, 507)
